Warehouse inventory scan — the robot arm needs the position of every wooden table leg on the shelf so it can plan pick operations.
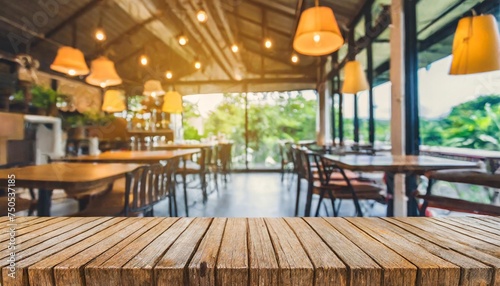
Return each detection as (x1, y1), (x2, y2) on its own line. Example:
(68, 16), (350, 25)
(38, 188), (53, 216)
(182, 157), (189, 217)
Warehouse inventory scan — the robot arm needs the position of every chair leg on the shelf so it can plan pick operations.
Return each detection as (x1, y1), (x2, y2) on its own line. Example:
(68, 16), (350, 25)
(183, 174), (189, 217)
(315, 189), (326, 217)
(327, 189), (336, 217)
(419, 178), (434, 216)
(294, 177), (301, 216)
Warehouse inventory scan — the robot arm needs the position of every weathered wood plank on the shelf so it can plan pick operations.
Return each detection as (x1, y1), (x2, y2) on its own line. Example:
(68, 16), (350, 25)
(395, 217), (500, 257)
(284, 218), (347, 285)
(379, 218), (493, 286)
(468, 217), (500, 231)
(84, 218), (166, 286)
(2, 217), (114, 286)
(0, 218), (85, 264)
(265, 218), (314, 285)
(188, 218), (226, 286)
(247, 217), (279, 286)
(84, 218), (179, 286)
(120, 218), (194, 286)
(53, 217), (163, 286)
(318, 217), (414, 285)
(0, 217), (61, 244)
(155, 218), (213, 286)
(393, 218), (500, 285)
(346, 218), (461, 286)
(431, 218), (500, 243)
(216, 218), (248, 286)
(28, 217), (133, 285)
(446, 217), (500, 236)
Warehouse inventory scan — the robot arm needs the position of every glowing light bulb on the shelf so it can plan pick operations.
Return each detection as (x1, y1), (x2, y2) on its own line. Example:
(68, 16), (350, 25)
(291, 54), (299, 63)
(178, 35), (188, 46)
(194, 61), (202, 69)
(151, 92), (156, 97)
(196, 10), (207, 23)
(313, 33), (321, 43)
(264, 39), (272, 49)
(95, 28), (106, 41)
(231, 44), (239, 53)
(140, 55), (148, 66)
(165, 70), (173, 79)
(100, 82), (106, 88)
(68, 69), (76, 76)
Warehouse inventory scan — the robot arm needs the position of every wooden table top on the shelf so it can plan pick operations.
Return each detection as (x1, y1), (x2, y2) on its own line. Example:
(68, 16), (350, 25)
(421, 146), (500, 160)
(0, 163), (141, 191)
(1, 216), (498, 285)
(62, 149), (200, 163)
(152, 143), (216, 150)
(323, 154), (480, 172)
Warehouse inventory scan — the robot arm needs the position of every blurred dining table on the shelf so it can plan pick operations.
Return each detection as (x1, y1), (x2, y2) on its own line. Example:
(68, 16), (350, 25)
(322, 154), (479, 217)
(62, 149), (200, 164)
(0, 163), (142, 216)
(152, 142), (216, 151)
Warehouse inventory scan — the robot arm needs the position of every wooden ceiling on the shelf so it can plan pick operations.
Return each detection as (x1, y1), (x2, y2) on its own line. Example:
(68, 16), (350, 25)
(0, 0), (369, 93)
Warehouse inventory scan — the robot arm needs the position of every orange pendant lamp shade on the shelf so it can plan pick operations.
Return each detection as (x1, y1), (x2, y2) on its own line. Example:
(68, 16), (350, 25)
(342, 61), (369, 94)
(143, 80), (165, 97)
(50, 46), (89, 76)
(85, 56), (122, 88)
(293, 6), (344, 56)
(162, 91), (183, 114)
(101, 89), (126, 113)
(450, 14), (500, 75)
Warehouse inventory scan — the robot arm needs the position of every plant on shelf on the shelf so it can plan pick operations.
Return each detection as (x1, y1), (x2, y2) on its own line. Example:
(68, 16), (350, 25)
(30, 84), (59, 116)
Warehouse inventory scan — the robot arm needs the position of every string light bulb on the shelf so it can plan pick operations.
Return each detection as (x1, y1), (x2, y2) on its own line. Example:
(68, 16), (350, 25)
(178, 34), (188, 46)
(264, 38), (272, 49)
(94, 27), (106, 41)
(139, 54), (148, 66)
(194, 60), (202, 70)
(231, 44), (239, 53)
(165, 70), (173, 79)
(196, 9), (208, 23)
(291, 54), (299, 63)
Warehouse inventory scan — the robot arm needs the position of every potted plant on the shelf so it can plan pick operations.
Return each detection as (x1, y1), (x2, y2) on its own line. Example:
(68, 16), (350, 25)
(30, 84), (58, 116)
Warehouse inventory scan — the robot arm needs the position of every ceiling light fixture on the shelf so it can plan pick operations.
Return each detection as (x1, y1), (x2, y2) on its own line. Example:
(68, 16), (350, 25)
(450, 13), (500, 75)
(194, 60), (202, 70)
(342, 60), (369, 94)
(139, 54), (148, 66)
(196, 9), (208, 23)
(165, 70), (173, 79)
(293, 0), (344, 56)
(264, 38), (272, 49)
(178, 34), (188, 46)
(95, 27), (106, 41)
(50, 46), (90, 76)
(231, 44), (239, 53)
(85, 56), (122, 88)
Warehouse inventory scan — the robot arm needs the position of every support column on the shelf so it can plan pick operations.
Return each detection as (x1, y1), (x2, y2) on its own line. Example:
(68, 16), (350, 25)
(316, 79), (332, 146)
(338, 91), (344, 146)
(353, 94), (359, 143)
(366, 7), (375, 145)
(390, 0), (406, 217)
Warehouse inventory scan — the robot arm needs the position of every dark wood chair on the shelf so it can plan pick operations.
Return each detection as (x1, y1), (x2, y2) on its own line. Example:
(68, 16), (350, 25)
(309, 152), (385, 217)
(75, 163), (174, 217)
(416, 169), (500, 216)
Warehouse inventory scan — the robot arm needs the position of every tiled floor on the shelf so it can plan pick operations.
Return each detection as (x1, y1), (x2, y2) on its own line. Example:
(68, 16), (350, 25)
(42, 172), (387, 217)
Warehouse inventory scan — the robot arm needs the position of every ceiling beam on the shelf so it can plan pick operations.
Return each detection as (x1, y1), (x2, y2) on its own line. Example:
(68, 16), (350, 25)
(222, 8), (291, 38)
(32, 0), (103, 47)
(246, 0), (296, 18)
(349, 0), (375, 29)
(174, 77), (316, 86)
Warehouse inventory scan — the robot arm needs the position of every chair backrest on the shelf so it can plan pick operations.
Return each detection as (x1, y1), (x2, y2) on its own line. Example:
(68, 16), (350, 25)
(124, 163), (168, 216)
(218, 143), (233, 170)
(294, 147), (314, 182)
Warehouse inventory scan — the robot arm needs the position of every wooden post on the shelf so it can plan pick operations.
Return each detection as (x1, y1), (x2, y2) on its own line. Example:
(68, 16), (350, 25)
(390, 0), (407, 216)
(0, 113), (25, 165)
(316, 79), (331, 146)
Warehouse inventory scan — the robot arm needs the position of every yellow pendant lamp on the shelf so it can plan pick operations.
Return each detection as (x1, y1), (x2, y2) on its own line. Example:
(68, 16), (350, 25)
(450, 14), (500, 75)
(342, 61), (369, 94)
(162, 90), (183, 114)
(50, 46), (89, 76)
(85, 56), (122, 88)
(293, 0), (344, 56)
(101, 89), (126, 113)
(143, 80), (165, 97)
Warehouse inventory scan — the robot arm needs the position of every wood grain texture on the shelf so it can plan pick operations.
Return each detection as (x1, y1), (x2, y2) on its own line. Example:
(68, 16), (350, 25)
(265, 218), (314, 285)
(347, 218), (461, 286)
(216, 218), (248, 286)
(84, 218), (165, 286)
(247, 217), (279, 285)
(0, 163), (141, 191)
(121, 218), (194, 286)
(0, 217), (498, 286)
(155, 218), (213, 286)
(379, 218), (493, 286)
(284, 218), (347, 285)
(188, 218), (227, 286)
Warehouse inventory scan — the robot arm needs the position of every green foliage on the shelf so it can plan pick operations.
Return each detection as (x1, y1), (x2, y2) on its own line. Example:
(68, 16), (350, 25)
(31, 85), (58, 109)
